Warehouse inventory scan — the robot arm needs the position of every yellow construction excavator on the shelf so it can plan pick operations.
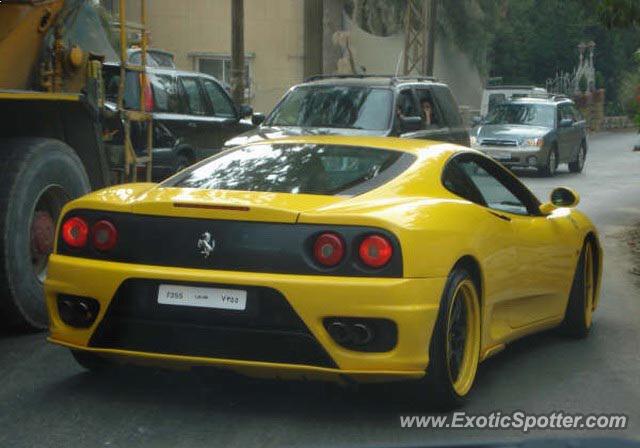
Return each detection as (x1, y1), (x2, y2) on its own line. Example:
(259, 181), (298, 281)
(0, 0), (152, 330)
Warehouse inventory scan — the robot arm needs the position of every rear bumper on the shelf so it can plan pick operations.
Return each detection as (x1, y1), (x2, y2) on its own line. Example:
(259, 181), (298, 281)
(45, 255), (446, 382)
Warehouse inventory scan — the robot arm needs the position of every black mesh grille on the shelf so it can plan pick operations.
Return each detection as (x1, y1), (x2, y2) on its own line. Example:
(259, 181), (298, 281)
(89, 279), (337, 368)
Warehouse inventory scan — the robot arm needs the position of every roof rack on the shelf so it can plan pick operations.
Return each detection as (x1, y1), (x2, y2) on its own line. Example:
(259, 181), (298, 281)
(517, 92), (570, 101)
(304, 74), (439, 84)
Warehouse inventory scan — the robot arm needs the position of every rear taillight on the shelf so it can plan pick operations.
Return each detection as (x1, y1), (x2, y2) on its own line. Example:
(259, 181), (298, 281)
(313, 232), (345, 267)
(61, 217), (89, 248)
(359, 234), (393, 268)
(140, 74), (154, 112)
(92, 220), (118, 251)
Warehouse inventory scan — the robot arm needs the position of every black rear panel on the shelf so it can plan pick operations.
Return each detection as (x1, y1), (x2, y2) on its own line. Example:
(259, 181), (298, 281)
(57, 210), (403, 277)
(89, 279), (337, 368)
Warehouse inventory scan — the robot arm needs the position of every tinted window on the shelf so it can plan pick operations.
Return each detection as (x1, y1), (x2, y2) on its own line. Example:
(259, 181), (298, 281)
(397, 89), (420, 117)
(180, 77), (207, 115)
(559, 103), (575, 121)
(203, 79), (236, 118)
(266, 86), (393, 130)
(485, 103), (555, 128)
(150, 74), (182, 113)
(433, 86), (463, 126)
(102, 66), (140, 108)
(167, 143), (411, 196)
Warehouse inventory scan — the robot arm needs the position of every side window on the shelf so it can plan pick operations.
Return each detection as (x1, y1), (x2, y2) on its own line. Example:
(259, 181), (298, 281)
(396, 89), (420, 118)
(488, 93), (506, 114)
(415, 88), (443, 129)
(570, 104), (583, 121)
(150, 74), (182, 113)
(202, 79), (236, 118)
(444, 155), (538, 216)
(180, 77), (207, 116)
(560, 103), (575, 121)
(432, 86), (463, 126)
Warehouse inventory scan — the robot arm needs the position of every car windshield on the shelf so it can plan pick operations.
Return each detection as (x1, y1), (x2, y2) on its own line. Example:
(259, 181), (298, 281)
(485, 103), (555, 128)
(167, 143), (411, 195)
(265, 86), (393, 130)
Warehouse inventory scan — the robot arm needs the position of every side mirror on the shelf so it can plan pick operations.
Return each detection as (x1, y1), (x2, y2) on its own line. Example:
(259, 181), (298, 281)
(252, 112), (265, 126)
(238, 104), (253, 118)
(559, 118), (573, 128)
(539, 186), (580, 214)
(400, 115), (423, 133)
(471, 116), (482, 126)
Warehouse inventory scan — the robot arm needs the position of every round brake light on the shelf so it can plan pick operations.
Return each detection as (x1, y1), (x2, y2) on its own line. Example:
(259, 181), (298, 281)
(359, 235), (393, 268)
(61, 217), (89, 248)
(313, 233), (345, 267)
(92, 220), (118, 251)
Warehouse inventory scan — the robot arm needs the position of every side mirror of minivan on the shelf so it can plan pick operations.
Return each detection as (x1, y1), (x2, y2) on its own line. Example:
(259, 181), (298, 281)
(252, 113), (266, 126)
(238, 104), (253, 118)
(539, 186), (580, 214)
(400, 115), (423, 133)
(559, 118), (573, 128)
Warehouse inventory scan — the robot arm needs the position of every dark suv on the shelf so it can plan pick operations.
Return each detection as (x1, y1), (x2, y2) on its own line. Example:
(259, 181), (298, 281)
(103, 63), (255, 179)
(470, 96), (588, 176)
(224, 75), (470, 148)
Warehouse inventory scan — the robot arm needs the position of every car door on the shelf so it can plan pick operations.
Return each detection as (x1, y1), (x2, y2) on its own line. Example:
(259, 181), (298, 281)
(200, 77), (249, 155)
(177, 75), (214, 157)
(556, 103), (579, 162)
(456, 155), (571, 330)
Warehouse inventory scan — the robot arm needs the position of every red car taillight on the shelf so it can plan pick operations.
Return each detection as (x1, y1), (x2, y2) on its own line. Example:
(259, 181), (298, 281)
(61, 217), (89, 248)
(92, 220), (118, 251)
(313, 232), (345, 267)
(359, 234), (393, 268)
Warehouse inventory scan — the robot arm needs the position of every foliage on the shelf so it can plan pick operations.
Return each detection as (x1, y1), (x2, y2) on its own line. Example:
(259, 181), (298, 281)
(488, 0), (640, 112)
(597, 0), (640, 29)
(579, 74), (588, 93)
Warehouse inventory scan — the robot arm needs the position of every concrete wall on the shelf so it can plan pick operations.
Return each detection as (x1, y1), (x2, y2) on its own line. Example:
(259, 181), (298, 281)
(145, 0), (304, 113)
(340, 14), (483, 110)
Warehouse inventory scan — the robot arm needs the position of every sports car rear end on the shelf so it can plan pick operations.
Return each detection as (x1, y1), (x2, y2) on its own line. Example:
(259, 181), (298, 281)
(45, 137), (448, 383)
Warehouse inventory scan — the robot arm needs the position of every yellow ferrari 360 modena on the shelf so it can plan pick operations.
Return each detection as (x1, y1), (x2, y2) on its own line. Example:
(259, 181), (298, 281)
(45, 135), (601, 408)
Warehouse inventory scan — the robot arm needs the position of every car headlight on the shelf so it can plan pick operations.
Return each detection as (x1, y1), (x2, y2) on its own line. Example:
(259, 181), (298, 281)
(470, 136), (478, 147)
(522, 137), (544, 147)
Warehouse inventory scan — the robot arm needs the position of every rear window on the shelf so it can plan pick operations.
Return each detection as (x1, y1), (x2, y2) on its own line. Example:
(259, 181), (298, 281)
(166, 143), (415, 196)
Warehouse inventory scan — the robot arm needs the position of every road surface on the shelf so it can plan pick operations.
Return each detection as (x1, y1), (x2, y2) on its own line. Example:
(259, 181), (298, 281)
(1, 130), (639, 448)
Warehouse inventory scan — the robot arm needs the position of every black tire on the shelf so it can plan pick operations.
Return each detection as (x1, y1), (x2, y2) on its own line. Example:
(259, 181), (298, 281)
(568, 141), (587, 173)
(560, 241), (595, 338)
(418, 268), (481, 410)
(538, 147), (558, 177)
(0, 138), (90, 330)
(70, 350), (113, 372)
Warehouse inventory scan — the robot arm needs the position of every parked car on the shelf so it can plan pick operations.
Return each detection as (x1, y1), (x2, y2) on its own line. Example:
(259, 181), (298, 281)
(470, 96), (588, 176)
(102, 62), (256, 180)
(224, 75), (470, 148)
(478, 84), (547, 119)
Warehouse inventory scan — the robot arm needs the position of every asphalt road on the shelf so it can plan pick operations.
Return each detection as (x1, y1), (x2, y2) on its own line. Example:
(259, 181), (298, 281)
(1, 131), (639, 448)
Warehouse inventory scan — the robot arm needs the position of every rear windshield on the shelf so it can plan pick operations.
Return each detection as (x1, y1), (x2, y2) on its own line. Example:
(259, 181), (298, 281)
(166, 143), (414, 196)
(265, 86), (393, 131)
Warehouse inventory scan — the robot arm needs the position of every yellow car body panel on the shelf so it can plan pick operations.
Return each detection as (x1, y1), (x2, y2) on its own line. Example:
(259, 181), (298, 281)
(45, 135), (602, 382)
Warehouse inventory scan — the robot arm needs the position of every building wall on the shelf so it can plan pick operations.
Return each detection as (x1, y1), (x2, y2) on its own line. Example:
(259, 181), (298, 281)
(145, 0), (304, 113)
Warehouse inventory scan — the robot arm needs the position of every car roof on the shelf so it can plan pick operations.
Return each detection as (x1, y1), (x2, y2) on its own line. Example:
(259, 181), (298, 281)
(102, 61), (221, 83)
(297, 75), (449, 89)
(235, 135), (466, 157)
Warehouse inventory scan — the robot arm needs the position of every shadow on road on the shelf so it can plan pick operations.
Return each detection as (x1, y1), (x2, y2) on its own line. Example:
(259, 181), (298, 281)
(35, 328), (590, 418)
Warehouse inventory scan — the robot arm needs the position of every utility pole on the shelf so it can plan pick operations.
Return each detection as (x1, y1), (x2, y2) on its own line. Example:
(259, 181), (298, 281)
(230, 0), (245, 105)
(403, 0), (437, 76)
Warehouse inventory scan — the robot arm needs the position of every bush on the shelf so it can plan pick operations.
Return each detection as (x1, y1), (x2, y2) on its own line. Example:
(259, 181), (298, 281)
(579, 74), (588, 93)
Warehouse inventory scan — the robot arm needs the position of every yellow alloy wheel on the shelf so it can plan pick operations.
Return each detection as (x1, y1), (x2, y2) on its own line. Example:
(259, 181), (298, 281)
(445, 279), (481, 397)
(583, 243), (595, 329)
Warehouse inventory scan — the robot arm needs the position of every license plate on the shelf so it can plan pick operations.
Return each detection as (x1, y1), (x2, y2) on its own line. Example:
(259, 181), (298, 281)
(157, 284), (247, 311)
